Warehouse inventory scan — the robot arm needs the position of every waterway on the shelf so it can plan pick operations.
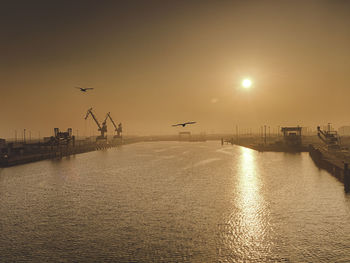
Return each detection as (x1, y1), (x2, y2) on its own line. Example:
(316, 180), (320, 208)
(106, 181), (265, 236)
(1, 141), (349, 262)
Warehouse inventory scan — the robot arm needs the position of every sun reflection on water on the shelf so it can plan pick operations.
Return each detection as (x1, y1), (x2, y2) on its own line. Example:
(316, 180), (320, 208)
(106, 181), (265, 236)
(221, 147), (272, 261)
(238, 147), (264, 241)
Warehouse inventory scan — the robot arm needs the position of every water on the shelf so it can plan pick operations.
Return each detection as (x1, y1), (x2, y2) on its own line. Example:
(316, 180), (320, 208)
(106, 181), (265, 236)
(1, 141), (350, 262)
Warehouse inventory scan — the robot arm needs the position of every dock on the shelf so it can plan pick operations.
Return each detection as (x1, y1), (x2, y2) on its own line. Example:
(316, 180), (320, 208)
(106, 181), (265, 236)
(222, 125), (350, 192)
(309, 145), (350, 188)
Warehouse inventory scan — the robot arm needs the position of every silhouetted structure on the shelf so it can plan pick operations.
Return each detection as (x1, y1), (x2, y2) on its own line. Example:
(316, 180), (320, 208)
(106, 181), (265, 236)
(281, 126), (302, 147)
(317, 125), (340, 150)
(106, 112), (123, 138)
(117, 123), (122, 138)
(85, 108), (108, 142)
(49, 128), (75, 146)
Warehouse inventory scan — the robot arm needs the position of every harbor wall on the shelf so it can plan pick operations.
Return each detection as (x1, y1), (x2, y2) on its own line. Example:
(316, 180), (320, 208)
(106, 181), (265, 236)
(308, 145), (345, 183)
(0, 139), (123, 167)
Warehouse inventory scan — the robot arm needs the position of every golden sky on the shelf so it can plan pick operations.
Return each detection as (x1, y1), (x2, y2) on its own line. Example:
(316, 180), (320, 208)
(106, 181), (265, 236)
(1, 0), (350, 138)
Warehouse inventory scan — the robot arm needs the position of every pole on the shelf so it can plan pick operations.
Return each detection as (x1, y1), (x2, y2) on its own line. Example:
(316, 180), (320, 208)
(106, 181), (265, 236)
(24, 129), (26, 144)
(264, 125), (266, 145)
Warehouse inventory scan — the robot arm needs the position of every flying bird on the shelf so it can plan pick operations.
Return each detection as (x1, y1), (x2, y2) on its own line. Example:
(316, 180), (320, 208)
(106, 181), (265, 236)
(75, 86), (94, 92)
(172, 121), (197, 127)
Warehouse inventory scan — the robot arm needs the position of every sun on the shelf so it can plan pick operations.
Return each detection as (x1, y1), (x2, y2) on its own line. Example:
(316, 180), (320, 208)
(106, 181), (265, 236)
(242, 79), (252, 88)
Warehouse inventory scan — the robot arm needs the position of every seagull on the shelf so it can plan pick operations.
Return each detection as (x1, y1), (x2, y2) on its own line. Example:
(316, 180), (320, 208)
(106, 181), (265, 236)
(75, 86), (94, 92)
(172, 121), (196, 127)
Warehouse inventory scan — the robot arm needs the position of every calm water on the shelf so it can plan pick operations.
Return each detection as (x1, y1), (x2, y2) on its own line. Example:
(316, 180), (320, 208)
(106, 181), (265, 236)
(1, 141), (350, 262)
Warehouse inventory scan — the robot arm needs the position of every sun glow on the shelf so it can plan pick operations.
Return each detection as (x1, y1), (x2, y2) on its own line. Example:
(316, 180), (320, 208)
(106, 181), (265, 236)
(242, 79), (252, 88)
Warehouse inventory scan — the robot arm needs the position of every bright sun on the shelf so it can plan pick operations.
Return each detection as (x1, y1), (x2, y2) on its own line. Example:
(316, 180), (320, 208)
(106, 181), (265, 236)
(242, 79), (252, 88)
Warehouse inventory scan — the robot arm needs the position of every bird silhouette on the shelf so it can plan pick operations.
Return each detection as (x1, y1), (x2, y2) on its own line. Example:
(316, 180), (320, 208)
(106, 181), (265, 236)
(75, 86), (94, 92)
(172, 121), (196, 127)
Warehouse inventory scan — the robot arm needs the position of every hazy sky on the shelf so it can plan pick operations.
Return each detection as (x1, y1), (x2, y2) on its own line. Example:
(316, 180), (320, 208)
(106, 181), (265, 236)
(1, 0), (350, 138)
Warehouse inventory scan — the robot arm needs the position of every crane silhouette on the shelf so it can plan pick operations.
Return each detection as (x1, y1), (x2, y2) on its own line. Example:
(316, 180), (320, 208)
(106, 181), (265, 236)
(172, 121), (196, 127)
(84, 107), (107, 139)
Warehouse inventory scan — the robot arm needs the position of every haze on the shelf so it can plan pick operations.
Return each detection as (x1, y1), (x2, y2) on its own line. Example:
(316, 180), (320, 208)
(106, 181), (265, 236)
(1, 0), (350, 138)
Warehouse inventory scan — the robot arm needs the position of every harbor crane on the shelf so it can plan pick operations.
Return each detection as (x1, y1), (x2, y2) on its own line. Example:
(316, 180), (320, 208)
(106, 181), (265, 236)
(106, 112), (122, 138)
(317, 124), (341, 150)
(85, 107), (107, 141)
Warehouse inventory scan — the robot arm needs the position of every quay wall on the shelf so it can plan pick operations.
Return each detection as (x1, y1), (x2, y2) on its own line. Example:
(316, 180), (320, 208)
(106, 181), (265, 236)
(0, 139), (123, 167)
(308, 145), (346, 183)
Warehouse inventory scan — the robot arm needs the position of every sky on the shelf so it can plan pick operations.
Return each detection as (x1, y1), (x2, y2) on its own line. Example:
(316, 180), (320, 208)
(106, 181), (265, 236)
(1, 0), (350, 138)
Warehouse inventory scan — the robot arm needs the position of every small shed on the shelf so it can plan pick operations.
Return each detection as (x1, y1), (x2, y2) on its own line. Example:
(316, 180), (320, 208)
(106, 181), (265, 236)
(281, 127), (302, 146)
